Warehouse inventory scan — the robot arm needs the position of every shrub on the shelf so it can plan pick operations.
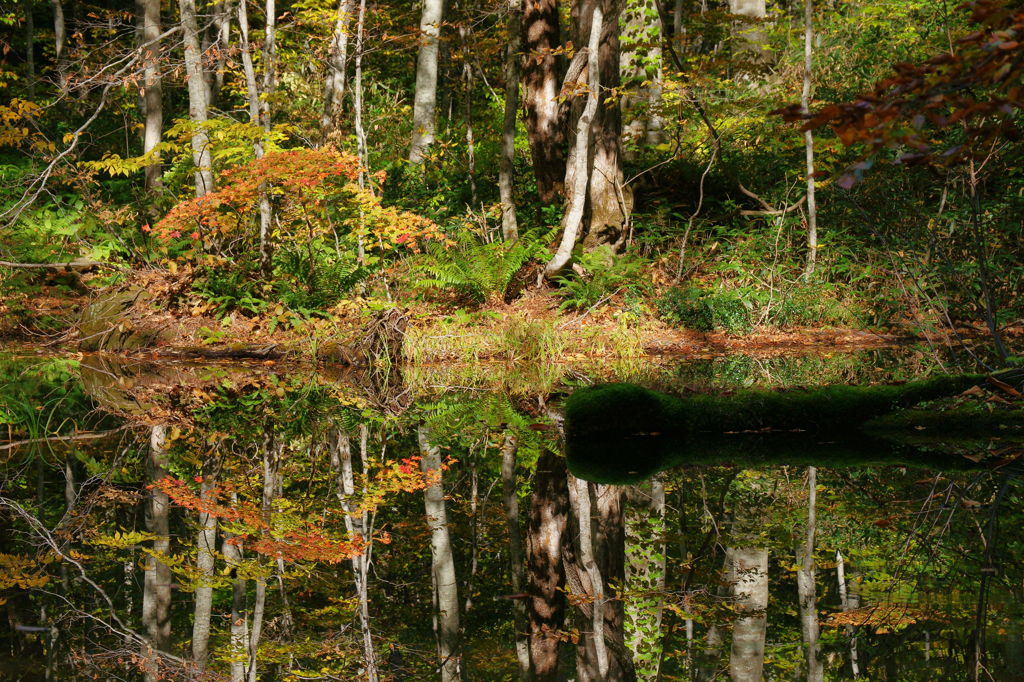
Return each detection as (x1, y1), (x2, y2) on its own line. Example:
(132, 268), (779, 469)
(656, 286), (751, 333)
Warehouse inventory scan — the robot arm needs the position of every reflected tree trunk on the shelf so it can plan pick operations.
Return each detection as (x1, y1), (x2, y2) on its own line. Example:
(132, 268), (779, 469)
(141, 426), (172, 682)
(223, 491), (248, 682)
(248, 436), (281, 682)
(191, 462), (219, 671)
(797, 467), (822, 681)
(727, 547), (768, 681)
(624, 479), (666, 681)
(526, 449), (569, 681)
(836, 550), (860, 677)
(500, 434), (530, 680)
(331, 426), (379, 681)
(419, 426), (461, 681)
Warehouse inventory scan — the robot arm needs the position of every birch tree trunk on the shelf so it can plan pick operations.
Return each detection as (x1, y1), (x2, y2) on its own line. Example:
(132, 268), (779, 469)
(544, 4), (603, 278)
(258, 0), (277, 275)
(802, 0), (818, 278)
(247, 437), (280, 682)
(727, 547), (769, 681)
(419, 426), (461, 682)
(191, 466), (219, 671)
(141, 426), (172, 682)
(568, 475), (609, 682)
(500, 434), (530, 680)
(408, 0), (444, 163)
(522, 0), (566, 203)
(140, 0), (163, 192)
(179, 0), (215, 197)
(526, 449), (569, 681)
(321, 0), (353, 141)
(797, 467), (823, 682)
(499, 0), (522, 240)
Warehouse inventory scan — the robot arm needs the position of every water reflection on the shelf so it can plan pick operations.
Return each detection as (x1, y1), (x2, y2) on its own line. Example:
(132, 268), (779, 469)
(0, 351), (1020, 680)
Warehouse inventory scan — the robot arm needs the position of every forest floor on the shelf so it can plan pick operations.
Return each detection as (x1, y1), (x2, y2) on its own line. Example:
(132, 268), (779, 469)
(1, 269), (1019, 364)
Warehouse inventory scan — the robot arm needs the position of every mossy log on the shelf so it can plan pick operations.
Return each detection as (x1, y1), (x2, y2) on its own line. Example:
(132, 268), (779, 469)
(564, 376), (1024, 483)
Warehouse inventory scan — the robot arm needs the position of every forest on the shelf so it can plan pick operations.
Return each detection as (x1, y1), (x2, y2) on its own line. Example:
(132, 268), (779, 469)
(1, 0), (1023, 680)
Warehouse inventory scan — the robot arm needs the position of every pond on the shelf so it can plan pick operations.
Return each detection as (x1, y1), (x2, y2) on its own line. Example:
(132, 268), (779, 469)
(0, 347), (1021, 681)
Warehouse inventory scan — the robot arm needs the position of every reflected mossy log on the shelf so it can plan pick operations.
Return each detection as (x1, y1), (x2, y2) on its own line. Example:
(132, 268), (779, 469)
(564, 376), (992, 440)
(564, 376), (1024, 483)
(565, 432), (1009, 484)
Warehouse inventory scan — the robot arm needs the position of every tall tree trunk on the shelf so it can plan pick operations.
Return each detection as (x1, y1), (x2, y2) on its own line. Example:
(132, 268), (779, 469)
(419, 426), (461, 681)
(459, 22), (478, 207)
(409, 0), (444, 163)
(500, 434), (530, 680)
(140, 0), (163, 192)
(569, 475), (609, 682)
(191, 465), (219, 671)
(727, 547), (769, 681)
(526, 449), (569, 681)
(258, 0), (277, 275)
(352, 0), (369, 271)
(802, 0), (817, 278)
(797, 467), (822, 681)
(499, 0), (522, 240)
(179, 0), (215, 197)
(522, 0), (566, 203)
(24, 0), (35, 100)
(321, 0), (353, 141)
(620, 0), (664, 159)
(141, 426), (172, 682)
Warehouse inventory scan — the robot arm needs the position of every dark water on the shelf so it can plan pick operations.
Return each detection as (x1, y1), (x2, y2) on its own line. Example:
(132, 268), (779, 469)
(0, 348), (1021, 681)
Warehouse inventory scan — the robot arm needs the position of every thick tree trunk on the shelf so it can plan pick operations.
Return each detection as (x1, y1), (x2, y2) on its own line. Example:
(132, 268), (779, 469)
(141, 426), (172, 682)
(580, 0), (631, 251)
(191, 468), (218, 671)
(802, 0), (818, 278)
(140, 0), (163, 192)
(522, 0), (566, 203)
(797, 467), (823, 681)
(419, 426), (461, 681)
(727, 547), (769, 681)
(179, 0), (215, 197)
(500, 435), (530, 680)
(526, 449), (569, 681)
(499, 0), (522, 240)
(728, 0), (768, 72)
(321, 0), (353, 141)
(409, 0), (444, 163)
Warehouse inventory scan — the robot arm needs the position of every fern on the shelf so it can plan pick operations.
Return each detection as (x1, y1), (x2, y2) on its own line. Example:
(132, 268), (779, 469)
(415, 237), (538, 305)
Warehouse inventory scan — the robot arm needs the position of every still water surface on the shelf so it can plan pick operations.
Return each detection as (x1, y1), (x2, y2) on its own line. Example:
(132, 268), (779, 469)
(0, 348), (1021, 680)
